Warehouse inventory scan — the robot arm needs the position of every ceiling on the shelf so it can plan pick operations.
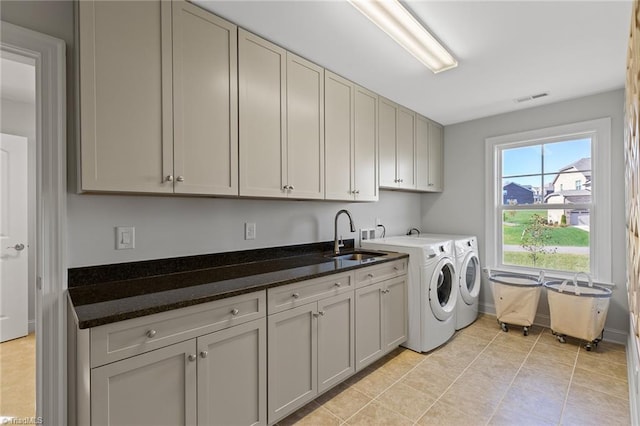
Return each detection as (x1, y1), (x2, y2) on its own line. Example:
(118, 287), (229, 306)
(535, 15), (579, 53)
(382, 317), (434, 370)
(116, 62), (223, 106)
(195, 0), (631, 126)
(0, 56), (35, 104)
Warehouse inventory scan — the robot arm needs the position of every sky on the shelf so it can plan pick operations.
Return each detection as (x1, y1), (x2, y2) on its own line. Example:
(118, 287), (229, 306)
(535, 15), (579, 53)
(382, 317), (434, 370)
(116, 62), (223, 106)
(502, 137), (591, 188)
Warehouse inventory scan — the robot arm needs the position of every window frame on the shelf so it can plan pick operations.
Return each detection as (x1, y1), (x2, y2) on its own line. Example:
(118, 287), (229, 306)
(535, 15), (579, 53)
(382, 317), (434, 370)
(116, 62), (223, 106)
(484, 117), (612, 283)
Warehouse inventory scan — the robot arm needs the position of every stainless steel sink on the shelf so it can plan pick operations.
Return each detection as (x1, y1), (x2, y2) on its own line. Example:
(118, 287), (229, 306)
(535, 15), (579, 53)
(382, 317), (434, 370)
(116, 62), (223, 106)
(324, 250), (388, 261)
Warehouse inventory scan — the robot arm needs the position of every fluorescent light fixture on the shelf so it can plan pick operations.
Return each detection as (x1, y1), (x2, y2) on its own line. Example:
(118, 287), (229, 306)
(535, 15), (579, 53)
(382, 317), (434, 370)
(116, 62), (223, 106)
(349, 0), (457, 73)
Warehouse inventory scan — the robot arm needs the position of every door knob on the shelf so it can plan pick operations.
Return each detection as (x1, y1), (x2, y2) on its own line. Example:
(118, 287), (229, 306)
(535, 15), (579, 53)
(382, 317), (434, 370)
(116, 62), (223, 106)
(7, 243), (25, 251)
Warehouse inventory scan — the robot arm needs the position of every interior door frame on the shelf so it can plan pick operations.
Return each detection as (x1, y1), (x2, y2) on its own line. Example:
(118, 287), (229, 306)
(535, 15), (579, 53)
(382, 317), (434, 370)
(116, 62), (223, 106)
(1, 21), (67, 425)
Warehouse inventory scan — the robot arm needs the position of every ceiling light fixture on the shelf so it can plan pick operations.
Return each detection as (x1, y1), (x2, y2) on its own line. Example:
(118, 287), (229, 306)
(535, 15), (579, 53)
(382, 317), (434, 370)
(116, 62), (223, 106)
(348, 0), (457, 73)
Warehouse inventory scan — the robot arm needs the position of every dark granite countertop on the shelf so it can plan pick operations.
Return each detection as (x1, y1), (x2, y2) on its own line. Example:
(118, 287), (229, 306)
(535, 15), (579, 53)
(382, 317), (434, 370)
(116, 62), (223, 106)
(68, 240), (408, 329)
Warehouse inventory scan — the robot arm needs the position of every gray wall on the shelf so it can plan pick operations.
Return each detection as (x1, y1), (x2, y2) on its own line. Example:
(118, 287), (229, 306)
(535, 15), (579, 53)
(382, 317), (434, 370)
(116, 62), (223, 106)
(422, 89), (628, 341)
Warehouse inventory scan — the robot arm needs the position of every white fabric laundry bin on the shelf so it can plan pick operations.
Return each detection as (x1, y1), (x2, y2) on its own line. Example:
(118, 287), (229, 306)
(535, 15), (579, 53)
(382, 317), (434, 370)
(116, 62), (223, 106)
(488, 270), (543, 336)
(544, 273), (612, 350)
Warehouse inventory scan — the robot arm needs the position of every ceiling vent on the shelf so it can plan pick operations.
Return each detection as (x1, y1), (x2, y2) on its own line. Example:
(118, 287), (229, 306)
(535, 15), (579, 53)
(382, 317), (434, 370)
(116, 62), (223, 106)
(514, 92), (550, 103)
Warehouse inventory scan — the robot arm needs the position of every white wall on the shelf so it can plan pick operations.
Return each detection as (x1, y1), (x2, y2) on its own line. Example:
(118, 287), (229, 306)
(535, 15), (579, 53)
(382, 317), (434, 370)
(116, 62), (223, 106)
(422, 89), (628, 342)
(1, 98), (36, 331)
(67, 190), (422, 267)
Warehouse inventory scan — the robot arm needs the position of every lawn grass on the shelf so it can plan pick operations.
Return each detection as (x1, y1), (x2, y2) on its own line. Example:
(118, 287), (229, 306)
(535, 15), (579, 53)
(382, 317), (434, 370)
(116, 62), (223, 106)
(503, 251), (590, 273)
(502, 210), (589, 246)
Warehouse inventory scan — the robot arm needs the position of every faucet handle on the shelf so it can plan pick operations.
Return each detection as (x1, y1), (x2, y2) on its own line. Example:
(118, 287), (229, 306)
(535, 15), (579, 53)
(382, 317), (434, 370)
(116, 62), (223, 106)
(338, 235), (344, 248)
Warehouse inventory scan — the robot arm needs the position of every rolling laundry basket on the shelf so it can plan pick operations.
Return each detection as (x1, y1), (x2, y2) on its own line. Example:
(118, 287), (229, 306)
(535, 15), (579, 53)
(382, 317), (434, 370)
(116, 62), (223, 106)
(544, 272), (612, 351)
(487, 269), (544, 336)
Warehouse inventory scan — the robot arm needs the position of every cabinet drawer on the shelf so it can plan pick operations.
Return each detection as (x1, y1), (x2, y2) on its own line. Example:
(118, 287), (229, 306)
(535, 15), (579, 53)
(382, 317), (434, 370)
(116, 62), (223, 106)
(355, 260), (407, 288)
(91, 290), (265, 367)
(267, 272), (353, 314)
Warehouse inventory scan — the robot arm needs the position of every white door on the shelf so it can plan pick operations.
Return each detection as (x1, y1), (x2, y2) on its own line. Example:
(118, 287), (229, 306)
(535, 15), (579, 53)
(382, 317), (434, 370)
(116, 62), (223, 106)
(0, 133), (28, 342)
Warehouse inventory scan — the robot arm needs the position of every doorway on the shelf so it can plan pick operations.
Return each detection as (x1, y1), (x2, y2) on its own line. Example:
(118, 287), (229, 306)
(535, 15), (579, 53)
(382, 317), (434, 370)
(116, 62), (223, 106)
(1, 21), (67, 425)
(0, 52), (37, 420)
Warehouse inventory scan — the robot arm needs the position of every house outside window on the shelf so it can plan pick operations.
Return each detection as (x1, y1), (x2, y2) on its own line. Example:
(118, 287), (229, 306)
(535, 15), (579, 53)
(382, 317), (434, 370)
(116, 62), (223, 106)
(484, 118), (612, 282)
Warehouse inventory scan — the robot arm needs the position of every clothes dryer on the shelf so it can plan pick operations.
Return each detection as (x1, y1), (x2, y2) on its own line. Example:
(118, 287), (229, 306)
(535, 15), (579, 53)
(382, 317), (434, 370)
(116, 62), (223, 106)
(416, 234), (481, 329)
(361, 236), (457, 352)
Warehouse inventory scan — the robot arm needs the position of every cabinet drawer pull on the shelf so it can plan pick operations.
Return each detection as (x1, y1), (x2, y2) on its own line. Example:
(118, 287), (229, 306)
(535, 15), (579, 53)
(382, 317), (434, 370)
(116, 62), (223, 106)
(292, 293), (300, 299)
(231, 308), (239, 316)
(146, 329), (157, 338)
(367, 273), (374, 278)
(200, 351), (208, 359)
(188, 354), (197, 362)
(393, 266), (400, 271)
(334, 282), (342, 288)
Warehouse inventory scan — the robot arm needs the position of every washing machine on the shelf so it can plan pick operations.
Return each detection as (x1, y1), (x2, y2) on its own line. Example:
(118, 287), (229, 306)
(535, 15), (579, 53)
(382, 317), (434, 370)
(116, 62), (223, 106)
(361, 236), (458, 353)
(417, 234), (481, 330)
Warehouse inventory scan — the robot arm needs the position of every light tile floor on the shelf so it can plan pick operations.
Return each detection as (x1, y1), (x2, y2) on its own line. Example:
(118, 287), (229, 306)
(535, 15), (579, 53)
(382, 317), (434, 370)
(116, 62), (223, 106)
(279, 314), (630, 426)
(0, 333), (36, 419)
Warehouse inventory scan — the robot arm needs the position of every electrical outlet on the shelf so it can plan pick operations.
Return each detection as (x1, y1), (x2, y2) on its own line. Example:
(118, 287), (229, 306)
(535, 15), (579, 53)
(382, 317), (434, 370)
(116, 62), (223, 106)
(360, 229), (369, 241)
(245, 222), (256, 240)
(115, 226), (135, 250)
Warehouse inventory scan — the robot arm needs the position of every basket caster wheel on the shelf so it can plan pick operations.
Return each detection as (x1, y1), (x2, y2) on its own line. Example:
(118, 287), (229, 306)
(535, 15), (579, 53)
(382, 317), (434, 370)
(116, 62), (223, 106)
(523, 327), (529, 336)
(500, 323), (508, 332)
(557, 335), (566, 344)
(585, 343), (593, 351)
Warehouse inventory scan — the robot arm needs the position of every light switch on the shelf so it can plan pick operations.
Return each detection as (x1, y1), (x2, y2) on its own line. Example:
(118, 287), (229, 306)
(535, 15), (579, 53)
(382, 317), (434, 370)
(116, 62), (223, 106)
(116, 226), (135, 250)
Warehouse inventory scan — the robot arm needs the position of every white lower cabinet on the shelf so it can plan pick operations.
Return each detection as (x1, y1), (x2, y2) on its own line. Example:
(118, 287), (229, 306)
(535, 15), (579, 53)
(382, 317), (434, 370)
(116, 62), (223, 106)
(91, 317), (266, 426)
(267, 291), (354, 424)
(91, 339), (197, 426)
(355, 275), (408, 371)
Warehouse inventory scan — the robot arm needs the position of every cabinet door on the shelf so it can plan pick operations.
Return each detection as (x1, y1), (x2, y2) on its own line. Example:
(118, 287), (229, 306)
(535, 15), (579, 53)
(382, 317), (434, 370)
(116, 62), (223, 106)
(428, 122), (444, 192)
(197, 318), (266, 426)
(91, 340), (197, 426)
(353, 85), (378, 201)
(378, 97), (398, 188)
(317, 292), (354, 393)
(286, 53), (325, 199)
(383, 277), (408, 351)
(238, 30), (287, 197)
(355, 282), (384, 371)
(396, 106), (416, 189)
(415, 114), (429, 191)
(267, 303), (317, 424)
(79, 0), (173, 193)
(324, 71), (354, 201)
(172, 1), (238, 196)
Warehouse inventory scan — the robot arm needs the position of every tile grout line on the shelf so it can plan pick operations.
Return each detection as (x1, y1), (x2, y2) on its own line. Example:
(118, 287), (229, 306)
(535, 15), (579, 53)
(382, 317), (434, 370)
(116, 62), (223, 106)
(408, 331), (503, 425)
(483, 328), (544, 426)
(557, 343), (582, 425)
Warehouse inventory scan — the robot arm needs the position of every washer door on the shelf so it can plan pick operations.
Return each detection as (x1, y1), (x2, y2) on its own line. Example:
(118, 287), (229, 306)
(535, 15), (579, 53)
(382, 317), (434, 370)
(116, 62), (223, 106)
(459, 253), (481, 306)
(428, 258), (457, 321)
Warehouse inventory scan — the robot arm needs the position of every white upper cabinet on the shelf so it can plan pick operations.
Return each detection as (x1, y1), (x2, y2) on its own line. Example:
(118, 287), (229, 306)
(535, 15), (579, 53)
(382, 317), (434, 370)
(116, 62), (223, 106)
(286, 53), (325, 199)
(378, 97), (415, 190)
(239, 31), (324, 199)
(79, 0), (173, 193)
(324, 72), (378, 201)
(428, 121), (444, 192)
(79, 0), (238, 196)
(172, 0), (238, 196)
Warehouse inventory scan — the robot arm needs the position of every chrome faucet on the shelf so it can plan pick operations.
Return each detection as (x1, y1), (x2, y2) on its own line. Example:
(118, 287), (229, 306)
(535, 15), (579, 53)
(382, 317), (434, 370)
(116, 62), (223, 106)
(334, 209), (356, 255)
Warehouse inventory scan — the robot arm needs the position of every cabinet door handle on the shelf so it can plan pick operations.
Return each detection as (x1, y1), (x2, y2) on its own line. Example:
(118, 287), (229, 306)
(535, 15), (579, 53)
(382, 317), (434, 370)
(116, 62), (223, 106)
(289, 185), (295, 190)
(146, 329), (157, 338)
(318, 311), (325, 316)
(176, 176), (185, 182)
(313, 312), (319, 318)
(355, 190), (360, 194)
(188, 354), (197, 362)
(200, 351), (208, 359)
(283, 185), (289, 190)
(292, 293), (300, 299)
(165, 175), (174, 182)
(231, 308), (239, 316)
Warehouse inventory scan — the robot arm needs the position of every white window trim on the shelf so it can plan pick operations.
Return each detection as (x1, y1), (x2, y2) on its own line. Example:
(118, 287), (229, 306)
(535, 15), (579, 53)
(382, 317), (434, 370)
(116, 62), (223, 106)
(484, 117), (612, 284)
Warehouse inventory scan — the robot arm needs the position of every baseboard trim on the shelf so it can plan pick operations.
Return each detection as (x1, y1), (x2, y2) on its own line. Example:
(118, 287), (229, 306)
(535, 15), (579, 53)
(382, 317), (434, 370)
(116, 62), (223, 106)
(28, 319), (35, 334)
(478, 302), (628, 345)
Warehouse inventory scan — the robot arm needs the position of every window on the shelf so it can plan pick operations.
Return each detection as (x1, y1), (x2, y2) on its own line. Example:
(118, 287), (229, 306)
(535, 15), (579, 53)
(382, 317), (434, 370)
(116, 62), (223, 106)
(485, 118), (611, 282)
